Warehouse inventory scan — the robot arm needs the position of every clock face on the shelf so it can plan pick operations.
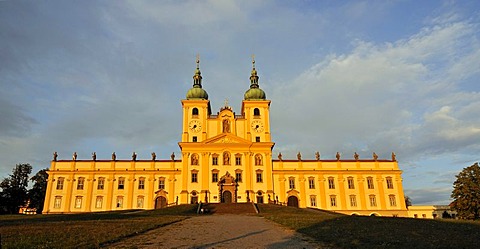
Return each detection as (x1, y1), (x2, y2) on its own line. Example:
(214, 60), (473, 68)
(251, 120), (264, 133)
(189, 120), (202, 132)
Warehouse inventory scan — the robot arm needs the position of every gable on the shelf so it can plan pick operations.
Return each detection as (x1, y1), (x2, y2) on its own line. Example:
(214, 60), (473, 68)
(203, 133), (252, 145)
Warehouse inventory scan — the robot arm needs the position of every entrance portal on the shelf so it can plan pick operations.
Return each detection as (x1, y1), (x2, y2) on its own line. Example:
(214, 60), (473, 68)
(222, 191), (232, 203)
(218, 171), (237, 203)
(287, 196), (299, 207)
(155, 196), (167, 209)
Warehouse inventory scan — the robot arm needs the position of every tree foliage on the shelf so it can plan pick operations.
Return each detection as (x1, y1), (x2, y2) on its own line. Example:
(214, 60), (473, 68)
(0, 163), (32, 214)
(28, 168), (49, 213)
(451, 162), (480, 220)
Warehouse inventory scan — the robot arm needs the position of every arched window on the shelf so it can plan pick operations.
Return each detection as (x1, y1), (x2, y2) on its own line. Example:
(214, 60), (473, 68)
(192, 107), (199, 116)
(253, 108), (260, 116)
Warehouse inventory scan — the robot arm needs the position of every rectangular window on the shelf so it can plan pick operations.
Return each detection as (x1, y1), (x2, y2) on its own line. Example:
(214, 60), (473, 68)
(256, 173), (263, 183)
(116, 196), (123, 208)
(367, 177), (374, 189)
(350, 195), (357, 207)
(56, 178), (64, 190)
(389, 195), (397, 206)
(310, 196), (317, 207)
(118, 178), (125, 190)
(347, 177), (355, 189)
(137, 196), (144, 208)
(255, 136), (260, 142)
(95, 196), (103, 208)
(138, 178), (145, 190)
(289, 178), (295, 189)
(191, 173), (198, 183)
(212, 156), (218, 165)
(328, 177), (335, 189)
(235, 156), (242, 165)
(77, 177), (85, 190)
(75, 196), (82, 209)
(158, 178), (165, 189)
(330, 195), (337, 207)
(192, 136), (197, 142)
(97, 178), (105, 190)
(236, 172), (242, 182)
(386, 177), (394, 189)
(369, 195), (377, 207)
(212, 173), (218, 182)
(308, 178), (315, 189)
(54, 196), (62, 208)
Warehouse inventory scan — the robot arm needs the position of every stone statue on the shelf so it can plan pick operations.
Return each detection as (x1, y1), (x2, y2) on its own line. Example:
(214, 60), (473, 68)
(223, 152), (230, 165)
(112, 152), (116, 161)
(73, 152), (77, 161)
(171, 152), (175, 161)
(297, 152), (302, 161)
(373, 152), (378, 160)
(315, 151), (320, 161)
(392, 152), (396, 161)
(151, 152), (156, 161)
(53, 151), (58, 161)
(222, 119), (230, 133)
(132, 152), (137, 161)
(92, 152), (96, 161)
(255, 154), (262, 165)
(336, 152), (340, 160)
(191, 154), (199, 165)
(354, 152), (359, 160)
(278, 152), (283, 161)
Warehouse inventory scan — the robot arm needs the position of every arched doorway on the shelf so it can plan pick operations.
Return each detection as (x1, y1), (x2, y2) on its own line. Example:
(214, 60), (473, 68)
(223, 191), (232, 203)
(155, 196), (167, 209)
(287, 196), (299, 207)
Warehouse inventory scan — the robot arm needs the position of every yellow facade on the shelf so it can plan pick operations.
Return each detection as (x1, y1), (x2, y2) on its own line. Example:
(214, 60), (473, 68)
(43, 59), (409, 217)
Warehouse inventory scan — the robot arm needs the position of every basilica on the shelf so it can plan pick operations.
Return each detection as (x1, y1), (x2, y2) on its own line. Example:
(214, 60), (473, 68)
(43, 58), (410, 217)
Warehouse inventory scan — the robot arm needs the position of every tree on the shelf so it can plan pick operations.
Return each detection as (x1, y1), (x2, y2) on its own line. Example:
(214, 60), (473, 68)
(28, 169), (49, 214)
(451, 162), (480, 220)
(0, 163), (32, 214)
(404, 196), (412, 207)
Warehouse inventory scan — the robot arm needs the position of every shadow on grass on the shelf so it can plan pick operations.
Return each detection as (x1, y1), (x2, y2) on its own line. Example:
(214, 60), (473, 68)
(299, 214), (480, 249)
(0, 204), (198, 225)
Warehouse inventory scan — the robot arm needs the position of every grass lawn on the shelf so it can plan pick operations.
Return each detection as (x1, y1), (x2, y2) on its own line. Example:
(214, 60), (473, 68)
(258, 204), (480, 249)
(0, 204), (197, 249)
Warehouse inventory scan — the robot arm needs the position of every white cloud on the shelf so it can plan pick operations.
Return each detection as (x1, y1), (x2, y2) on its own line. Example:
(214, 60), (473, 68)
(272, 19), (480, 161)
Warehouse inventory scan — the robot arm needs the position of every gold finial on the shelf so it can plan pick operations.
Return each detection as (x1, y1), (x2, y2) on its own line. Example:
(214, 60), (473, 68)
(196, 53), (200, 69)
(251, 54), (255, 69)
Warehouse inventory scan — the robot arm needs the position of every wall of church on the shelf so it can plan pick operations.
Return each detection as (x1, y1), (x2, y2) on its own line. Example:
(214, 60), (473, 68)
(272, 160), (408, 217)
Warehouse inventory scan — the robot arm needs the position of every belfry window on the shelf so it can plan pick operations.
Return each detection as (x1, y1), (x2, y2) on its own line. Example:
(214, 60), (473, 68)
(253, 108), (260, 117)
(192, 107), (199, 117)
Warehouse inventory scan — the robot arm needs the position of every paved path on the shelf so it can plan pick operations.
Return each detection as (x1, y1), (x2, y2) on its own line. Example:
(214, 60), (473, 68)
(108, 214), (324, 249)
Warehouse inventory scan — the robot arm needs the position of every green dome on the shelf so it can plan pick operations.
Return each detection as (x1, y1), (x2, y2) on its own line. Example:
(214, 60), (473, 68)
(186, 86), (209, 100)
(244, 88), (266, 100)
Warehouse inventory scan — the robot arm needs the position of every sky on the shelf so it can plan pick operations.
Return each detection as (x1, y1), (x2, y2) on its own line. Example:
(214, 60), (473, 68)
(1, 0), (479, 205)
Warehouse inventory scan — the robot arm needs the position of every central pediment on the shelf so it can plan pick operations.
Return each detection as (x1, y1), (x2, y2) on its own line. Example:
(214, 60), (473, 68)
(202, 133), (252, 145)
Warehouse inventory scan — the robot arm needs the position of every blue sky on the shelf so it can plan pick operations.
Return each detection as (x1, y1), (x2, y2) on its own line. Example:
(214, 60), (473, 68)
(1, 0), (479, 205)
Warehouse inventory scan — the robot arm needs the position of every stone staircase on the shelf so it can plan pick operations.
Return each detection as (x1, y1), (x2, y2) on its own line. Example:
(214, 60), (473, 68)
(200, 203), (258, 215)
